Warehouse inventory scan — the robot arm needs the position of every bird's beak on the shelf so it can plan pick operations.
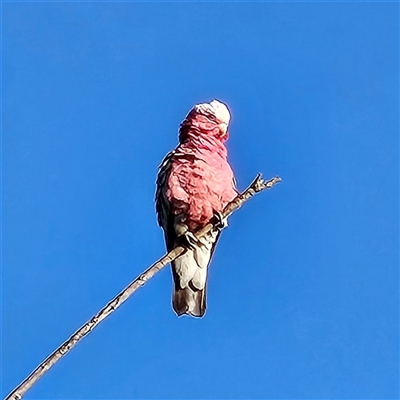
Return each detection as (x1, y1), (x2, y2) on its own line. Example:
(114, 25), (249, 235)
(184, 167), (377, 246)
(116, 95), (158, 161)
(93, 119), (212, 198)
(219, 123), (228, 137)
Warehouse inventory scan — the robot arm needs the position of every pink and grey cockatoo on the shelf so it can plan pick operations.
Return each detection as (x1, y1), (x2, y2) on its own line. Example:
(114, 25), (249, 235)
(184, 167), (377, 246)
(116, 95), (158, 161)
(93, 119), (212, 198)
(156, 100), (238, 317)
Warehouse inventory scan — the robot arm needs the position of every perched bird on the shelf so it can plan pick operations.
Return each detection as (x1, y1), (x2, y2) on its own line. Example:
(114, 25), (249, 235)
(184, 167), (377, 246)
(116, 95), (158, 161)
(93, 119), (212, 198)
(156, 100), (238, 317)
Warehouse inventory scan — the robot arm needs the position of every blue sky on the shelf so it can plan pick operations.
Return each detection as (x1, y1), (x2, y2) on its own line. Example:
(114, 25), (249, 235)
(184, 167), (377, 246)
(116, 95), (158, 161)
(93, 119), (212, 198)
(2, 2), (398, 399)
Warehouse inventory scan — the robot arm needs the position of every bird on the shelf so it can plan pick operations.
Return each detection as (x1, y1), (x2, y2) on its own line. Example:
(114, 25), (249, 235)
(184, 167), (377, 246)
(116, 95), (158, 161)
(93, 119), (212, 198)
(156, 100), (238, 317)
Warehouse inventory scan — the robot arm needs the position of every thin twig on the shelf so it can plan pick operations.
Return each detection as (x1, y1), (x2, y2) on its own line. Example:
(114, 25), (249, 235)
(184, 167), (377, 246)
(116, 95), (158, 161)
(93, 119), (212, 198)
(5, 174), (281, 400)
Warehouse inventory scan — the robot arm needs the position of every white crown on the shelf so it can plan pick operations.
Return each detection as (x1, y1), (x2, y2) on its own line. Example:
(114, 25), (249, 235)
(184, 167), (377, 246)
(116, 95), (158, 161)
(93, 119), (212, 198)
(194, 99), (231, 125)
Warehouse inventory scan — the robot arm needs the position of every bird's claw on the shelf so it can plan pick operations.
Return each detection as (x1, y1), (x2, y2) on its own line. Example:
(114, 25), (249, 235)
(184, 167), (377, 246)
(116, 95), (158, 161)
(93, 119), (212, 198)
(213, 211), (228, 230)
(182, 231), (201, 250)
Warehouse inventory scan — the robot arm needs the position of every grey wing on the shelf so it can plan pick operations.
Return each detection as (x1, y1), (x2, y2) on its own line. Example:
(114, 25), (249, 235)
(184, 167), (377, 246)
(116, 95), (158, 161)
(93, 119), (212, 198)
(155, 151), (176, 251)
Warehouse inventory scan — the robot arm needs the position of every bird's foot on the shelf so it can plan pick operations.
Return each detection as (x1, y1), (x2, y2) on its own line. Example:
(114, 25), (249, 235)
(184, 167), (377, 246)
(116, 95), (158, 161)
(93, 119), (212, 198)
(181, 231), (202, 250)
(213, 211), (228, 230)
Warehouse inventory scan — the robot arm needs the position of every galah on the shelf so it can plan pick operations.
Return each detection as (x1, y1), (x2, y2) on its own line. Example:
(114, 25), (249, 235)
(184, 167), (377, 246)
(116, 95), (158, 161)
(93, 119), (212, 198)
(156, 100), (238, 317)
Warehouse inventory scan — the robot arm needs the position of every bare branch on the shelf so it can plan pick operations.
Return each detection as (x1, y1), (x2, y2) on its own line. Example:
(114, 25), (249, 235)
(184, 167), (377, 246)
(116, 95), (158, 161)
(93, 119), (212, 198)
(5, 174), (281, 400)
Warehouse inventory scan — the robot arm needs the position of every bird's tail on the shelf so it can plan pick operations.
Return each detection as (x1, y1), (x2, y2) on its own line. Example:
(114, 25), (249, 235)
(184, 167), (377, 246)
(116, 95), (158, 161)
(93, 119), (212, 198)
(173, 285), (206, 317)
(171, 229), (220, 318)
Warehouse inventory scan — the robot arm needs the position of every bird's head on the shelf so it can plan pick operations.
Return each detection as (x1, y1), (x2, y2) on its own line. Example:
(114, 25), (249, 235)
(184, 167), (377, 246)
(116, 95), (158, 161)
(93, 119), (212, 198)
(180, 100), (231, 142)
(193, 99), (231, 135)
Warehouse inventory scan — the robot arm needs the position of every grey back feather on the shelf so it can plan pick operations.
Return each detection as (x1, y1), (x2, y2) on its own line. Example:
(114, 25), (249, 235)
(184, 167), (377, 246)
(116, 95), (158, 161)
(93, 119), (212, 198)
(155, 151), (176, 250)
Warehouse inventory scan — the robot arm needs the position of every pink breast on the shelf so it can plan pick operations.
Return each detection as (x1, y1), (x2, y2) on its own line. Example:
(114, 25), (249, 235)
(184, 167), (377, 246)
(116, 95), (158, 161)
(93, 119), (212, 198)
(167, 150), (237, 230)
